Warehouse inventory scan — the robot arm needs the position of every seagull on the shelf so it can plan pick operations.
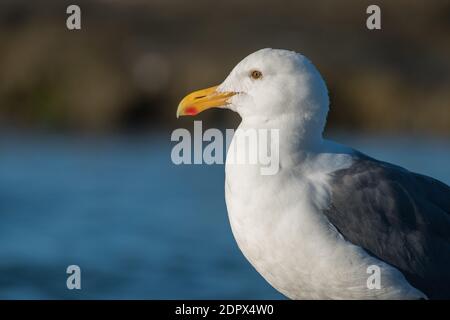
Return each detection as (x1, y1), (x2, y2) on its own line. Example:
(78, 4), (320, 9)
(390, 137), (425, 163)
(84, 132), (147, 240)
(176, 48), (450, 299)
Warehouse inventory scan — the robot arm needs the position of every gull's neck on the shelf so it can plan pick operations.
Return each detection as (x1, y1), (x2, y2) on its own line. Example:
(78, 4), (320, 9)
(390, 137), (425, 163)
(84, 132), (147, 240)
(239, 114), (326, 167)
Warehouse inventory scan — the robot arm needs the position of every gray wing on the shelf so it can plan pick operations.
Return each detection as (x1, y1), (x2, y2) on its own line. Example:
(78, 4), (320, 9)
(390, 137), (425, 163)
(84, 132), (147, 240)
(323, 152), (450, 299)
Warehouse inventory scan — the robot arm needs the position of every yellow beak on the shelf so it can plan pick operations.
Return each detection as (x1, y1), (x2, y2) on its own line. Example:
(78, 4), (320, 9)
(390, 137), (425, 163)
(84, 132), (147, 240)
(176, 85), (236, 118)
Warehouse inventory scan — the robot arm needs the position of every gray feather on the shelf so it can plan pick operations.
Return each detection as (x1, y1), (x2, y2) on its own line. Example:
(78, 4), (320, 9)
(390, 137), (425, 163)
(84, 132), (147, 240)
(323, 151), (450, 299)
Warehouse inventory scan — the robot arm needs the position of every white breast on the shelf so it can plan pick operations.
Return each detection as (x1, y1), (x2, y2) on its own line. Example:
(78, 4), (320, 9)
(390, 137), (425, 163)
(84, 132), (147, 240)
(224, 130), (424, 299)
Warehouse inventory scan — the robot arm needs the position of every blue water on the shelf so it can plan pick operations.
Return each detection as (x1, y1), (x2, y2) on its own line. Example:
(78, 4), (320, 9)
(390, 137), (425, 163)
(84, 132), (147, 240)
(0, 132), (449, 299)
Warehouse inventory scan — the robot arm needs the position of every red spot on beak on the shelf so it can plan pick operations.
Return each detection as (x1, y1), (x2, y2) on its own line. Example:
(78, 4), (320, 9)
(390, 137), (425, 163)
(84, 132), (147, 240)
(185, 107), (197, 115)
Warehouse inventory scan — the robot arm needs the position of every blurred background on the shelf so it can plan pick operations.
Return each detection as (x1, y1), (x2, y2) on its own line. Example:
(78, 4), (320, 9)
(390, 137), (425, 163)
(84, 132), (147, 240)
(0, 0), (449, 299)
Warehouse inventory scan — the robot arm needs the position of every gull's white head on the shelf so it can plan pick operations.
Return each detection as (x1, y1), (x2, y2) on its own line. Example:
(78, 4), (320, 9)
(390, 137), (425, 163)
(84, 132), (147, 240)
(178, 48), (329, 140)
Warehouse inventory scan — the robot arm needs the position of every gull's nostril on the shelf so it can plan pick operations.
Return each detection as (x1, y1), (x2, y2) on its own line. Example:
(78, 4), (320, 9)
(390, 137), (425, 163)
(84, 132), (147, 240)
(195, 95), (206, 100)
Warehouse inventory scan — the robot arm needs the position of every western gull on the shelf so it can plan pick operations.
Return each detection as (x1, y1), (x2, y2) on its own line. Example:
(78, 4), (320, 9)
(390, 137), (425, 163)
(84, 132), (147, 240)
(176, 48), (450, 299)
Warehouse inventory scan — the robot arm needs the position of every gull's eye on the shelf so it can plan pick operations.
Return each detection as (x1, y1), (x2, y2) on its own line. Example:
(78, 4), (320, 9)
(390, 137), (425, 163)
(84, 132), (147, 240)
(250, 70), (263, 80)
